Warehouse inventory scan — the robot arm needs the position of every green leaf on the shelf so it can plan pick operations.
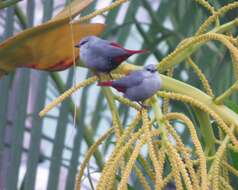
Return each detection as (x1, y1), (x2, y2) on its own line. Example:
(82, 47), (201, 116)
(5, 70), (30, 190)
(225, 100), (238, 174)
(23, 73), (48, 190)
(65, 72), (90, 190)
(225, 100), (238, 113)
(193, 107), (216, 155)
(117, 0), (141, 44)
(47, 69), (73, 190)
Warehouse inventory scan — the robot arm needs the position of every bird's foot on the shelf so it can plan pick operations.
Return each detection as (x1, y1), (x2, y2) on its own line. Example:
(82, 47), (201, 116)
(93, 71), (102, 83)
(95, 72), (101, 79)
(137, 102), (150, 110)
(108, 72), (113, 80)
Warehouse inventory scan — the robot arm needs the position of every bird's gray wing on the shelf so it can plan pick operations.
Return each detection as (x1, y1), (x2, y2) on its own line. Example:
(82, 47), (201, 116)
(113, 70), (144, 88)
(92, 41), (127, 57)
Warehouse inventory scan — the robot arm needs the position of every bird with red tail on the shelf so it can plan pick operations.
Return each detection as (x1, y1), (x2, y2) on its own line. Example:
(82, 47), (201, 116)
(98, 64), (161, 108)
(75, 36), (147, 78)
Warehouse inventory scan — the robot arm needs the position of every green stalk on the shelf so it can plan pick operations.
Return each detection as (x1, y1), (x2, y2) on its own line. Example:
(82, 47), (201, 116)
(214, 81), (238, 104)
(77, 62), (238, 127)
(193, 108), (215, 155)
(161, 75), (238, 126)
(102, 87), (122, 136)
(210, 18), (238, 34)
(14, 5), (27, 29)
(151, 97), (168, 142)
(0, 0), (22, 9)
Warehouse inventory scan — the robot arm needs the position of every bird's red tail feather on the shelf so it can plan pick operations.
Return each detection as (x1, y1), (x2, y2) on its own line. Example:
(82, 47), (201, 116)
(98, 81), (126, 92)
(110, 42), (148, 55)
(125, 49), (148, 55)
(97, 81), (113, 86)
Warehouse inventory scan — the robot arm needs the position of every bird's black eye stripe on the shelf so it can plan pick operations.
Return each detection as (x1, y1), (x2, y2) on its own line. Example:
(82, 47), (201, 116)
(146, 68), (156, 72)
(80, 40), (88, 46)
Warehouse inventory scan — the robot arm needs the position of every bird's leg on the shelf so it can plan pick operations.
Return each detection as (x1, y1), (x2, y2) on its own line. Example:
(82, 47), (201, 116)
(137, 101), (149, 110)
(108, 72), (113, 80)
(92, 71), (104, 86)
(93, 71), (102, 81)
(94, 71), (100, 79)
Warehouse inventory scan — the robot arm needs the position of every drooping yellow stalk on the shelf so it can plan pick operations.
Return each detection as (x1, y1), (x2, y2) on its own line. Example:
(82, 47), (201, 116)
(161, 173), (173, 189)
(219, 177), (233, 190)
(222, 161), (238, 177)
(209, 126), (233, 190)
(166, 143), (187, 190)
(226, 35), (237, 46)
(75, 128), (113, 190)
(157, 74), (238, 125)
(96, 112), (141, 189)
(218, 130), (229, 182)
(163, 68), (174, 113)
(157, 91), (238, 150)
(196, 2), (238, 35)
(137, 154), (155, 181)
(187, 58), (214, 97)
(118, 139), (146, 190)
(194, 0), (216, 14)
(214, 80), (238, 104)
(151, 101), (193, 190)
(112, 128), (163, 190)
(158, 33), (238, 78)
(101, 87), (122, 139)
(113, 95), (141, 110)
(163, 113), (208, 190)
(156, 148), (165, 182)
(142, 109), (163, 190)
(114, 111), (141, 150)
(97, 126), (144, 189)
(221, 153), (229, 182)
(57, 1), (238, 189)
(164, 122), (200, 190)
(134, 166), (151, 190)
(39, 76), (97, 117)
(152, 103), (184, 190)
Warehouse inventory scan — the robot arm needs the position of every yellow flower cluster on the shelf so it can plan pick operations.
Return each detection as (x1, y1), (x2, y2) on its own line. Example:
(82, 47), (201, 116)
(38, 1), (238, 189)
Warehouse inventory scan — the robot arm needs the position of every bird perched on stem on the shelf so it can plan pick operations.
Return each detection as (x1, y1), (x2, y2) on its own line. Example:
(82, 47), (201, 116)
(75, 36), (147, 78)
(98, 64), (161, 108)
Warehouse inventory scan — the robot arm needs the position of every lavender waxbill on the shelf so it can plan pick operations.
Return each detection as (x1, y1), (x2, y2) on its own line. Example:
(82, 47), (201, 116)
(75, 36), (147, 77)
(98, 64), (161, 107)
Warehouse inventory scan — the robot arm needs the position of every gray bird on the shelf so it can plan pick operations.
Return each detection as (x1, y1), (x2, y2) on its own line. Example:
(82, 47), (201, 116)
(98, 64), (161, 107)
(75, 36), (146, 78)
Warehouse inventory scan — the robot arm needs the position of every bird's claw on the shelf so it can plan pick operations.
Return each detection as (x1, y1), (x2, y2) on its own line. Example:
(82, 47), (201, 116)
(108, 73), (113, 80)
(138, 102), (150, 110)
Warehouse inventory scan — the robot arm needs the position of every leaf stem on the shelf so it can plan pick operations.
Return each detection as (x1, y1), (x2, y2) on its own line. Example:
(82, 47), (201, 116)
(214, 81), (238, 104)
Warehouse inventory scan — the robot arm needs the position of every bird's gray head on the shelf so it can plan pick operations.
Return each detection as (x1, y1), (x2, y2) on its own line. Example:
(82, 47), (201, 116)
(75, 36), (99, 48)
(144, 64), (157, 73)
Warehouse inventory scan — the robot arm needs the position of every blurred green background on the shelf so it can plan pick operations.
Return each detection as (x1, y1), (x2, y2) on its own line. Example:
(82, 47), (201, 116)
(0, 0), (237, 189)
